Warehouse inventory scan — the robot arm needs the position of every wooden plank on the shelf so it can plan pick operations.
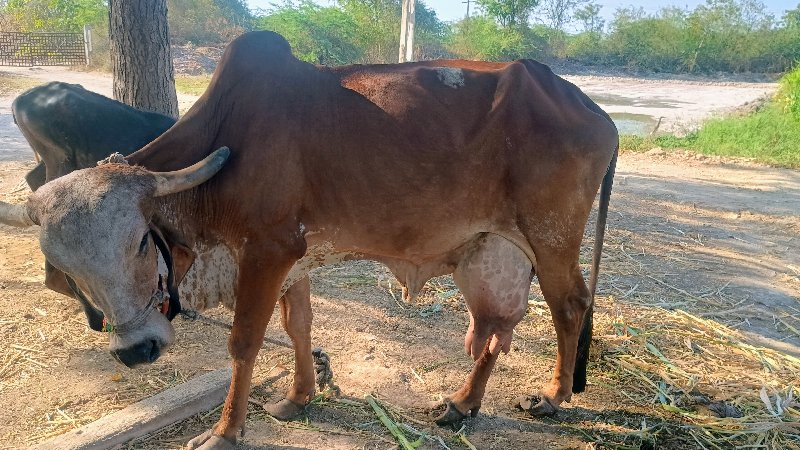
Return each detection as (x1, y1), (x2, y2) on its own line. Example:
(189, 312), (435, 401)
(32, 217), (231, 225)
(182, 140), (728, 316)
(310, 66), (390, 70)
(30, 368), (231, 450)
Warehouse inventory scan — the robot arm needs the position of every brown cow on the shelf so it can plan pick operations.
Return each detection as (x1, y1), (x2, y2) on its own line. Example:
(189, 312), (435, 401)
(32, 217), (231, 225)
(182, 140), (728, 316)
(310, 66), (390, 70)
(0, 31), (617, 449)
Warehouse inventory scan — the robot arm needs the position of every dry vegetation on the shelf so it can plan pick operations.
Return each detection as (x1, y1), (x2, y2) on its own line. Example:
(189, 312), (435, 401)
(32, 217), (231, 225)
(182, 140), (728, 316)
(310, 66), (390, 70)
(1, 150), (798, 449)
(0, 72), (42, 97)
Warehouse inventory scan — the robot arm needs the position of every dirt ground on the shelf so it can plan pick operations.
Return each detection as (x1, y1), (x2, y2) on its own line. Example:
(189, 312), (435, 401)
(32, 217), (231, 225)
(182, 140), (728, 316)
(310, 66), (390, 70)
(0, 69), (797, 449)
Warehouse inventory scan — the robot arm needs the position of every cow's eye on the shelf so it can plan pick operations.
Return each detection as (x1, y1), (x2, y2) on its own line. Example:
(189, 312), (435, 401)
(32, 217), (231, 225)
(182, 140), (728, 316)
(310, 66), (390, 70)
(138, 233), (149, 255)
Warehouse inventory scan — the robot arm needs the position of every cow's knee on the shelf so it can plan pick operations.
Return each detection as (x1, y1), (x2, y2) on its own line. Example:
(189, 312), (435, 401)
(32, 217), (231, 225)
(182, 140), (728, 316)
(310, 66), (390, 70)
(227, 327), (263, 360)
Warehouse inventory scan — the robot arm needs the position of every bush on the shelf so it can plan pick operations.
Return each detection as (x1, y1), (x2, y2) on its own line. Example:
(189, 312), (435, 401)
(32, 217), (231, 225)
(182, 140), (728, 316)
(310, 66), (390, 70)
(168, 0), (252, 45)
(565, 32), (608, 64)
(258, 2), (364, 65)
(1, 0), (797, 74)
(258, 0), (448, 64)
(338, 0), (449, 63)
(446, 17), (539, 61)
(573, 2), (800, 74)
(2, 0), (105, 32)
(688, 103), (800, 167)
(621, 101), (800, 168)
(780, 65), (800, 121)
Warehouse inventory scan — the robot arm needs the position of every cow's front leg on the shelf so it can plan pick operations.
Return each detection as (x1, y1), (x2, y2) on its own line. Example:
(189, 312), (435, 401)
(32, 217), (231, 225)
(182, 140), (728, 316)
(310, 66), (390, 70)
(187, 248), (297, 450)
(263, 275), (316, 420)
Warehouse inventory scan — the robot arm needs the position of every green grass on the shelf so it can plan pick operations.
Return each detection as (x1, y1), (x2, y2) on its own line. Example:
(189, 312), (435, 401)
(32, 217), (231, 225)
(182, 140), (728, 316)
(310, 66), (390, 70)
(174, 75), (211, 96)
(621, 103), (800, 168)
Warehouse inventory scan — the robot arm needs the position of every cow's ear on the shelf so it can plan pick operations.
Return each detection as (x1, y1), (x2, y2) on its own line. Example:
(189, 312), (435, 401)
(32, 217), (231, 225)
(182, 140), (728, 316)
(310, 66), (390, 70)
(171, 242), (195, 284)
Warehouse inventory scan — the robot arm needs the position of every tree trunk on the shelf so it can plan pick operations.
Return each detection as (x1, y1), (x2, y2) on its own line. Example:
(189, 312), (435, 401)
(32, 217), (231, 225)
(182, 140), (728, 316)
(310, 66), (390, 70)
(109, 0), (178, 118)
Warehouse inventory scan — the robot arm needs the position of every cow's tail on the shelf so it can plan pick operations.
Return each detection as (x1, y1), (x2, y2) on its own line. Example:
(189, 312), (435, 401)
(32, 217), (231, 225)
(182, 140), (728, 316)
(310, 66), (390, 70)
(573, 144), (617, 394)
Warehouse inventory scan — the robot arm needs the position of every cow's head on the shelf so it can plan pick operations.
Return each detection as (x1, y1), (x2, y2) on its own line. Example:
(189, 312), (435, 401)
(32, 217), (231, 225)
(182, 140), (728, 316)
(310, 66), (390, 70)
(0, 148), (230, 367)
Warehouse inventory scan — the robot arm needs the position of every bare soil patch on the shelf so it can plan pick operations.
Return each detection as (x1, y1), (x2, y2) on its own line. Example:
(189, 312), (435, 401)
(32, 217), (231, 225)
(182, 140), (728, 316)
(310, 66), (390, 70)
(563, 75), (776, 134)
(0, 72), (796, 449)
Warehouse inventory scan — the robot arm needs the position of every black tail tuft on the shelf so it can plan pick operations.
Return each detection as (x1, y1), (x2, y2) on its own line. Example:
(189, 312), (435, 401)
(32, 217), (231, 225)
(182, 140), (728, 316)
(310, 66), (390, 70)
(573, 305), (593, 393)
(573, 145), (617, 393)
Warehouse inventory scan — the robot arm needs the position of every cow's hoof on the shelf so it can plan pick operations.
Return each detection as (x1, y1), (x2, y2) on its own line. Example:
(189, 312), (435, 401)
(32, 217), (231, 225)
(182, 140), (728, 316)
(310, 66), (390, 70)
(514, 394), (558, 417)
(186, 429), (236, 450)
(263, 398), (306, 420)
(430, 400), (475, 427)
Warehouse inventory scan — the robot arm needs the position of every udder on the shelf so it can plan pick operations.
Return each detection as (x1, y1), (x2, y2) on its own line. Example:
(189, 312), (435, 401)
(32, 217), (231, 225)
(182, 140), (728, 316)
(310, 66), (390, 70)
(453, 233), (533, 359)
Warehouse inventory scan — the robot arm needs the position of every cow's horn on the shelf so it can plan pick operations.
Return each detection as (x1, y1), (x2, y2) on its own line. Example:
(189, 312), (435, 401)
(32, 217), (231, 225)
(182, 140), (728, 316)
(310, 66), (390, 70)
(152, 147), (231, 197)
(0, 200), (35, 227)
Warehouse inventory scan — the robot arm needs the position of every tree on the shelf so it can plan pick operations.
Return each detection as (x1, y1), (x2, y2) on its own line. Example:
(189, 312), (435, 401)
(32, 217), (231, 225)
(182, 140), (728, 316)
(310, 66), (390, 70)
(574, 1), (603, 33)
(476, 0), (539, 28)
(337, 0), (447, 62)
(258, 2), (364, 65)
(784, 4), (800, 28)
(3, 0), (105, 32)
(168, 0), (252, 44)
(537, 0), (587, 31)
(109, 0), (178, 118)
(259, 0), (447, 64)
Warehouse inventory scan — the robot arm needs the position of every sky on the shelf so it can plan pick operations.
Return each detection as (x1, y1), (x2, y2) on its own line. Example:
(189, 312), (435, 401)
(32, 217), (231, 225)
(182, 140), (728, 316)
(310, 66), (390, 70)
(245, 0), (795, 24)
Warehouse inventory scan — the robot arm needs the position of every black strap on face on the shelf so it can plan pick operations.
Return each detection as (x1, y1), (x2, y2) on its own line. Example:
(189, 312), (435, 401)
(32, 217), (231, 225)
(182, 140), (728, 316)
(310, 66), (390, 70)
(148, 225), (182, 320)
(64, 224), (182, 331)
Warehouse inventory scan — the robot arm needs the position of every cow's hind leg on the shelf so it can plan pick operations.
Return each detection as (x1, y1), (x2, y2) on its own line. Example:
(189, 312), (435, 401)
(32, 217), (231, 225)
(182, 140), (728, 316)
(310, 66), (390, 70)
(263, 275), (316, 420)
(514, 244), (591, 417)
(433, 234), (531, 426)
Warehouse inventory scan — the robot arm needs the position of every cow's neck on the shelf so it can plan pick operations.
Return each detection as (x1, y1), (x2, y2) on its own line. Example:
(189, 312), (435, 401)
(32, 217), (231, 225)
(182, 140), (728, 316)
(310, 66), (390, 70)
(152, 190), (240, 312)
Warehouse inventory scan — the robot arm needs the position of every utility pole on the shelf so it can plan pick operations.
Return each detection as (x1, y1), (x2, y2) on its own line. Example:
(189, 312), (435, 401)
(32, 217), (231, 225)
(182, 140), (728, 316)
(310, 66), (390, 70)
(463, 0), (471, 18)
(398, 0), (415, 63)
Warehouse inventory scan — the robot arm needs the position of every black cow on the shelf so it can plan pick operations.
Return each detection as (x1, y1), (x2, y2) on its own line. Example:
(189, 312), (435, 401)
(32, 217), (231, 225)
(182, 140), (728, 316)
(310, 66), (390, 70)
(12, 82), (175, 329)
(13, 82), (175, 191)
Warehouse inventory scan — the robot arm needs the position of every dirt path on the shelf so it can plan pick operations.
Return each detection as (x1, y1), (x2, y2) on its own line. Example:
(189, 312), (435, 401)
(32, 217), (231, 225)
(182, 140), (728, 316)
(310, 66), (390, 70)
(0, 66), (201, 112)
(612, 153), (800, 354)
(0, 71), (797, 449)
(564, 75), (776, 134)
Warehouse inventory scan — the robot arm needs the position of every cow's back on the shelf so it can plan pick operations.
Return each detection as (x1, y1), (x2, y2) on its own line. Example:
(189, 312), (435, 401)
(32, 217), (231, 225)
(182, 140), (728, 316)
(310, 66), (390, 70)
(328, 58), (614, 157)
(12, 82), (175, 188)
(135, 32), (613, 177)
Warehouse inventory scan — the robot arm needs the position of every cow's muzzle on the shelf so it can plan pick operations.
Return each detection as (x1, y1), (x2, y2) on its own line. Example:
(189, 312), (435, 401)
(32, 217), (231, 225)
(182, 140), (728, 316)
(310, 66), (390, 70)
(111, 339), (162, 367)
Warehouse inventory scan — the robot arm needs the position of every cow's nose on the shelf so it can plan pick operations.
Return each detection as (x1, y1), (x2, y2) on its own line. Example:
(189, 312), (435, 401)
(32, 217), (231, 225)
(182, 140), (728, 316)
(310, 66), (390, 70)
(111, 339), (161, 367)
